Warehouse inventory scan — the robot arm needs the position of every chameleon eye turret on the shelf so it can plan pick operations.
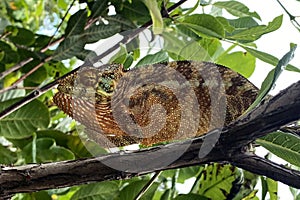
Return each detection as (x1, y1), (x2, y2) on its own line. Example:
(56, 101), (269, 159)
(97, 71), (117, 96)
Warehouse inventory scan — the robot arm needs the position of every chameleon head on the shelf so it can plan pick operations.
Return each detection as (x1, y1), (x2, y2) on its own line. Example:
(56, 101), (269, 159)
(56, 63), (125, 103)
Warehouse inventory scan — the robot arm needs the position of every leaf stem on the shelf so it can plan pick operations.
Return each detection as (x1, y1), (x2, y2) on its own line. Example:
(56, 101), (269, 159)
(275, 0), (300, 30)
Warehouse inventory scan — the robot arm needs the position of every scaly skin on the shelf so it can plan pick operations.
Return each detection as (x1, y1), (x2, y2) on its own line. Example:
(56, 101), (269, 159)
(53, 61), (258, 147)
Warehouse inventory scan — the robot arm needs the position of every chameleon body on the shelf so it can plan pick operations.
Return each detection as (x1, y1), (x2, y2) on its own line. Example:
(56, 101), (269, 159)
(53, 61), (258, 147)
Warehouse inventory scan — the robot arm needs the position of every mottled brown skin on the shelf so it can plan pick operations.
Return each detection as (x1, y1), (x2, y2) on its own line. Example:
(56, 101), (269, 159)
(53, 61), (258, 147)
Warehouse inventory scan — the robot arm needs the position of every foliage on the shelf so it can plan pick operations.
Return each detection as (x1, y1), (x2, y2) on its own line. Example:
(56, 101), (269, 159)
(0, 0), (299, 199)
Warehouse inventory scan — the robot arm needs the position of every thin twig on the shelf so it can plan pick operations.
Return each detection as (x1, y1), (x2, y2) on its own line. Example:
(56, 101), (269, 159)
(134, 171), (161, 200)
(0, 56), (52, 94)
(45, 0), (76, 48)
(275, 0), (300, 30)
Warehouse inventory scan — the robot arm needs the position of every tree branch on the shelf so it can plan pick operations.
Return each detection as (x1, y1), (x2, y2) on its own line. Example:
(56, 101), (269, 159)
(0, 80), (299, 198)
(231, 153), (300, 189)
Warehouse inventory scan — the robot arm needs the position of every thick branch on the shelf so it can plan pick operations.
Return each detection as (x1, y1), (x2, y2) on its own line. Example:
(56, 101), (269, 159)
(221, 80), (300, 150)
(231, 153), (300, 189)
(0, 81), (299, 197)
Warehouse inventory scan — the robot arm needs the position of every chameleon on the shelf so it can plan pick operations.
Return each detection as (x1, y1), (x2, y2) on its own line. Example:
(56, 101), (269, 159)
(53, 61), (258, 147)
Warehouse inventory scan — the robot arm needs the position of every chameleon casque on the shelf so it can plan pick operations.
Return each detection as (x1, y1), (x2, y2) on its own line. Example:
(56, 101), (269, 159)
(53, 61), (258, 147)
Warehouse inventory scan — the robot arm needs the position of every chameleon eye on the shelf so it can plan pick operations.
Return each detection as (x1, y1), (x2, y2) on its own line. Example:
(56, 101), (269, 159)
(98, 77), (115, 94)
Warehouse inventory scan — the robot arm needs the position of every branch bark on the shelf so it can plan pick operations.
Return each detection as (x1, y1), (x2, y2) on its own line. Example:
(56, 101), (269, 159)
(0, 80), (299, 198)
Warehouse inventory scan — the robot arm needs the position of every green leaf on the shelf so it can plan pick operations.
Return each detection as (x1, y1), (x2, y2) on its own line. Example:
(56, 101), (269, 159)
(140, 182), (160, 200)
(53, 35), (86, 61)
(241, 46), (300, 73)
(213, 1), (261, 20)
(289, 187), (300, 200)
(83, 24), (121, 43)
(198, 164), (238, 200)
(217, 51), (256, 78)
(232, 171), (258, 200)
(44, 60), (70, 78)
(177, 23), (201, 40)
(75, 49), (97, 61)
(14, 191), (52, 200)
(119, 180), (159, 200)
(0, 144), (17, 164)
(17, 48), (44, 61)
(160, 189), (171, 200)
(246, 44), (296, 111)
(179, 42), (211, 61)
(0, 17), (10, 34)
(27, 66), (47, 84)
(36, 130), (93, 158)
(71, 181), (119, 200)
(123, 54), (134, 69)
(118, 1), (150, 25)
(228, 17), (259, 29)
(0, 99), (50, 139)
(57, 0), (68, 10)
(257, 131), (300, 167)
(22, 138), (75, 163)
(174, 194), (209, 200)
(142, 0), (163, 34)
(184, 0), (201, 16)
(109, 44), (128, 64)
(8, 27), (35, 46)
(35, 0), (44, 17)
(199, 38), (223, 60)
(215, 16), (235, 33)
(227, 15), (282, 42)
(135, 51), (168, 67)
(32, 34), (51, 48)
(65, 10), (87, 38)
(90, 0), (108, 18)
(0, 50), (4, 62)
(163, 30), (212, 61)
(177, 166), (202, 183)
(261, 177), (268, 200)
(180, 14), (225, 38)
(106, 15), (136, 30)
(0, 89), (25, 101)
(266, 178), (278, 200)
(0, 40), (19, 64)
(160, 169), (177, 179)
(163, 31), (188, 60)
